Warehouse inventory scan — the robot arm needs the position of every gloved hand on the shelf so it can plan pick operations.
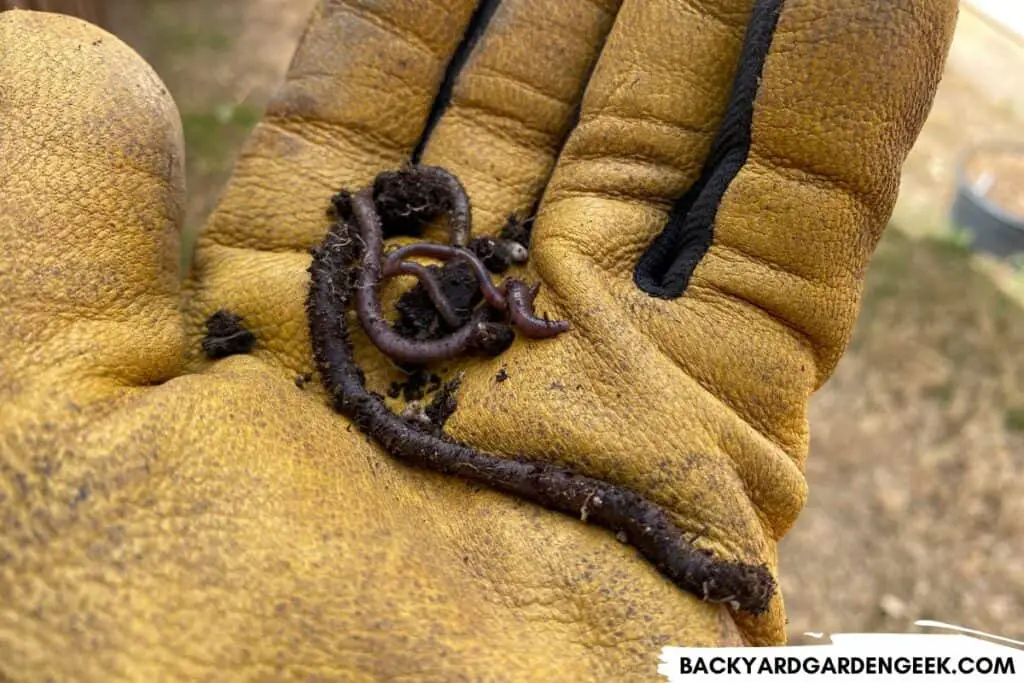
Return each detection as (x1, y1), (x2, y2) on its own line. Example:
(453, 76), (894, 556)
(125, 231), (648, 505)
(0, 1), (955, 680)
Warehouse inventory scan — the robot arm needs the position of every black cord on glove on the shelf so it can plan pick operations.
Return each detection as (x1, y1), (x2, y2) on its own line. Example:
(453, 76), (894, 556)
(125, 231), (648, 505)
(634, 0), (785, 299)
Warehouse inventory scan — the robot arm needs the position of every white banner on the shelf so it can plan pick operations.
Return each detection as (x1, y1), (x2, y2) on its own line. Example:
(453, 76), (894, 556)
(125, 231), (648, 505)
(659, 622), (1024, 682)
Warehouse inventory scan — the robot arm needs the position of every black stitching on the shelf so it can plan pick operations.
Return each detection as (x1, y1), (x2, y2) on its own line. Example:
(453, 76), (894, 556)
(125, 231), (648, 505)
(634, 0), (785, 299)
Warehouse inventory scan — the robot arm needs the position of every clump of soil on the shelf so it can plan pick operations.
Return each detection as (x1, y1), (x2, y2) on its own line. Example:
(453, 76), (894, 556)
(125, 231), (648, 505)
(467, 236), (514, 274)
(393, 260), (481, 340)
(201, 309), (256, 358)
(373, 167), (455, 238)
(424, 376), (462, 429)
(387, 370), (442, 402)
(500, 214), (533, 248)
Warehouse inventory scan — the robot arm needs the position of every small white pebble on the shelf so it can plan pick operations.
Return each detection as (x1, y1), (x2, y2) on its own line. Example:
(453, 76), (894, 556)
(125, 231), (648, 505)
(879, 594), (908, 619)
(503, 241), (529, 263)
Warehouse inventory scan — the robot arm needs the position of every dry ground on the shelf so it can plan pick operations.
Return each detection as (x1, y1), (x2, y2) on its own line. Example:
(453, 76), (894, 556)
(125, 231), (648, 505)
(85, 0), (1024, 643)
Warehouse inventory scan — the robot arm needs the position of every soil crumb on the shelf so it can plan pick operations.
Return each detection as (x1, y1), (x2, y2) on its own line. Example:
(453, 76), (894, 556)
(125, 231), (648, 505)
(424, 376), (462, 428)
(388, 370), (442, 402)
(202, 309), (256, 359)
(393, 260), (482, 340)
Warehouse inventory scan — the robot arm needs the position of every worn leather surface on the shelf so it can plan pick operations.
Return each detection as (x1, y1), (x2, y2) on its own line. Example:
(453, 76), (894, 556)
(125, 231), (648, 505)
(1, 2), (956, 680)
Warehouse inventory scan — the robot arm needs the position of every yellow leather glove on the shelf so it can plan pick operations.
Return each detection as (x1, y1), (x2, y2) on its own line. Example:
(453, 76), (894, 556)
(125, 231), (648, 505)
(1, 1), (956, 680)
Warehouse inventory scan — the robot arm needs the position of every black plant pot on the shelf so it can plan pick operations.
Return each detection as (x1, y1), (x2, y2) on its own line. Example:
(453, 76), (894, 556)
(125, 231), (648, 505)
(950, 143), (1024, 257)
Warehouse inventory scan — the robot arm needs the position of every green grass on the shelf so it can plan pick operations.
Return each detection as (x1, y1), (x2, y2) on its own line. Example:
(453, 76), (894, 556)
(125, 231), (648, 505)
(178, 103), (263, 273)
(853, 227), (974, 336)
(1006, 407), (1024, 432)
(924, 382), (956, 406)
(181, 104), (262, 173)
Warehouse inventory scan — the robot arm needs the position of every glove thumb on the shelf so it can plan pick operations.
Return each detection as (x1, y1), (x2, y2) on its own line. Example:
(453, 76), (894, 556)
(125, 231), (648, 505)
(0, 10), (186, 411)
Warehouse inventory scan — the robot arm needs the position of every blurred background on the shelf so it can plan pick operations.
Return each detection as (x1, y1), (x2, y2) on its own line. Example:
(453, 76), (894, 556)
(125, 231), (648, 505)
(5, 0), (1022, 643)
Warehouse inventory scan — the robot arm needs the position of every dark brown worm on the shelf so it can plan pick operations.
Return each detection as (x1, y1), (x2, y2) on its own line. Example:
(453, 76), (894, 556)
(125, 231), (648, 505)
(356, 180), (568, 356)
(384, 243), (508, 311)
(306, 218), (777, 615)
(351, 188), (494, 364)
(370, 163), (567, 343)
(505, 279), (571, 339)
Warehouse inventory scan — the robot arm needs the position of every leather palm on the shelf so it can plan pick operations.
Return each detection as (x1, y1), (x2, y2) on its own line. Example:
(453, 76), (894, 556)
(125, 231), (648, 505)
(0, 2), (956, 680)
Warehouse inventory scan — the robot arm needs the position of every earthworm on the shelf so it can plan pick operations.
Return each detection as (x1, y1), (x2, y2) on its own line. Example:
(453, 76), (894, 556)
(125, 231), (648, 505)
(351, 187), (493, 364)
(305, 218), (777, 615)
(354, 164), (569, 357)
(384, 243), (508, 311)
(383, 259), (463, 328)
(505, 279), (571, 339)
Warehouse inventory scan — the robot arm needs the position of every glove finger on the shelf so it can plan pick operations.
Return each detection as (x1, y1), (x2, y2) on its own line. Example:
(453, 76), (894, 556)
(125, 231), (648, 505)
(0, 11), (185, 396)
(416, 0), (621, 236)
(499, 0), (955, 642)
(197, 0), (482, 254)
(538, 0), (955, 455)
